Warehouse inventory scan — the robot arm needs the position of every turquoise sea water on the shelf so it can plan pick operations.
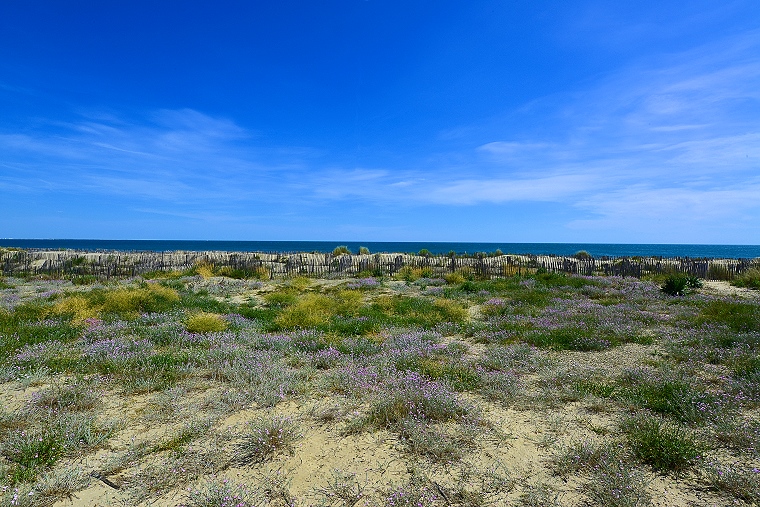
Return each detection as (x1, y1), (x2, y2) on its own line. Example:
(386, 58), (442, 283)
(1, 239), (759, 259)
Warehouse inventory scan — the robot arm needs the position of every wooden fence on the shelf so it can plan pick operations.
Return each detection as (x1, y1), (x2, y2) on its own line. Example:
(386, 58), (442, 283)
(1, 249), (757, 280)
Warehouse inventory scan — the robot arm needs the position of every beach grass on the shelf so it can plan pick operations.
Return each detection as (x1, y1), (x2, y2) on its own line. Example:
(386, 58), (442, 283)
(0, 266), (758, 506)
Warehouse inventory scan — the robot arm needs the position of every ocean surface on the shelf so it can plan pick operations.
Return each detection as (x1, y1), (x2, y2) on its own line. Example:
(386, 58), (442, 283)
(1, 239), (759, 259)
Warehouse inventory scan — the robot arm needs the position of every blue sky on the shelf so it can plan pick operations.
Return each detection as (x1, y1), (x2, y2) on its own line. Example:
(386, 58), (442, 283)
(1, 1), (759, 243)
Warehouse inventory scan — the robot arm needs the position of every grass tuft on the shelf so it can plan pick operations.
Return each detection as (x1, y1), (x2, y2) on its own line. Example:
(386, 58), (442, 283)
(622, 415), (703, 473)
(235, 416), (302, 464)
(185, 311), (228, 333)
(731, 267), (760, 289)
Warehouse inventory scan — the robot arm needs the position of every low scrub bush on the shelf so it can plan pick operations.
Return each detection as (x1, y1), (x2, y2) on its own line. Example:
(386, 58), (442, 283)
(584, 457), (651, 507)
(185, 311), (228, 333)
(397, 266), (434, 282)
(534, 271), (599, 288)
(622, 415), (702, 473)
(30, 381), (100, 412)
(2, 428), (64, 484)
(52, 295), (98, 324)
(479, 369), (521, 403)
(235, 416), (301, 464)
(117, 354), (187, 393)
(71, 275), (98, 285)
(0, 315), (81, 357)
(553, 439), (620, 475)
(2, 414), (113, 485)
(52, 284), (180, 322)
(618, 374), (720, 424)
(481, 297), (511, 317)
(732, 267), (760, 290)
(398, 418), (466, 461)
(179, 290), (232, 313)
(383, 477), (441, 506)
(264, 289), (299, 308)
(332, 245), (351, 256)
(661, 275), (701, 296)
(194, 261), (215, 279)
(275, 294), (341, 329)
(445, 267), (474, 284)
(363, 371), (468, 428)
(142, 269), (187, 279)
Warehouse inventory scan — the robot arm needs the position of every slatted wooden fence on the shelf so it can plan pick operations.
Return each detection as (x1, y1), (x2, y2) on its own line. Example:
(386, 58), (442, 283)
(1, 249), (756, 280)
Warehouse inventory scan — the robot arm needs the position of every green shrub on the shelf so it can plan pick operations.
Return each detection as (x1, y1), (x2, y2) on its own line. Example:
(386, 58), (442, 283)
(285, 276), (312, 290)
(444, 267), (474, 284)
(31, 382), (100, 412)
(585, 457), (651, 507)
(398, 418), (465, 461)
(622, 415), (702, 473)
(100, 284), (180, 315)
(619, 377), (717, 424)
(358, 246), (370, 255)
(445, 272), (466, 284)
(185, 312), (228, 333)
(142, 269), (188, 279)
(194, 260), (215, 279)
(55, 284), (181, 322)
(0, 314), (81, 357)
(3, 429), (64, 484)
(573, 250), (592, 260)
(332, 245), (351, 256)
(552, 439), (619, 475)
(732, 267), (760, 290)
(397, 266), (433, 282)
(661, 275), (689, 296)
(264, 289), (299, 308)
(275, 294), (338, 329)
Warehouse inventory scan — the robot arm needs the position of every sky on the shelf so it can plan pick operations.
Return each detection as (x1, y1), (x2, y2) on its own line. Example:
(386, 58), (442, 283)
(1, 1), (759, 244)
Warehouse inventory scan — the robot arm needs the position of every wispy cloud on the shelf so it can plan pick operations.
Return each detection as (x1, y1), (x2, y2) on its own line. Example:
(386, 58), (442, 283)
(0, 109), (282, 205)
(1, 25), (758, 243)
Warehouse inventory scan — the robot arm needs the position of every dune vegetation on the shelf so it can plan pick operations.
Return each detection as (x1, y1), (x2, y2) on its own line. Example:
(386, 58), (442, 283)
(0, 266), (758, 506)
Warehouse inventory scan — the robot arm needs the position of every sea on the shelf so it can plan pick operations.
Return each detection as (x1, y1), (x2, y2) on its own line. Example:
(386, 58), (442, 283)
(1, 240), (759, 259)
